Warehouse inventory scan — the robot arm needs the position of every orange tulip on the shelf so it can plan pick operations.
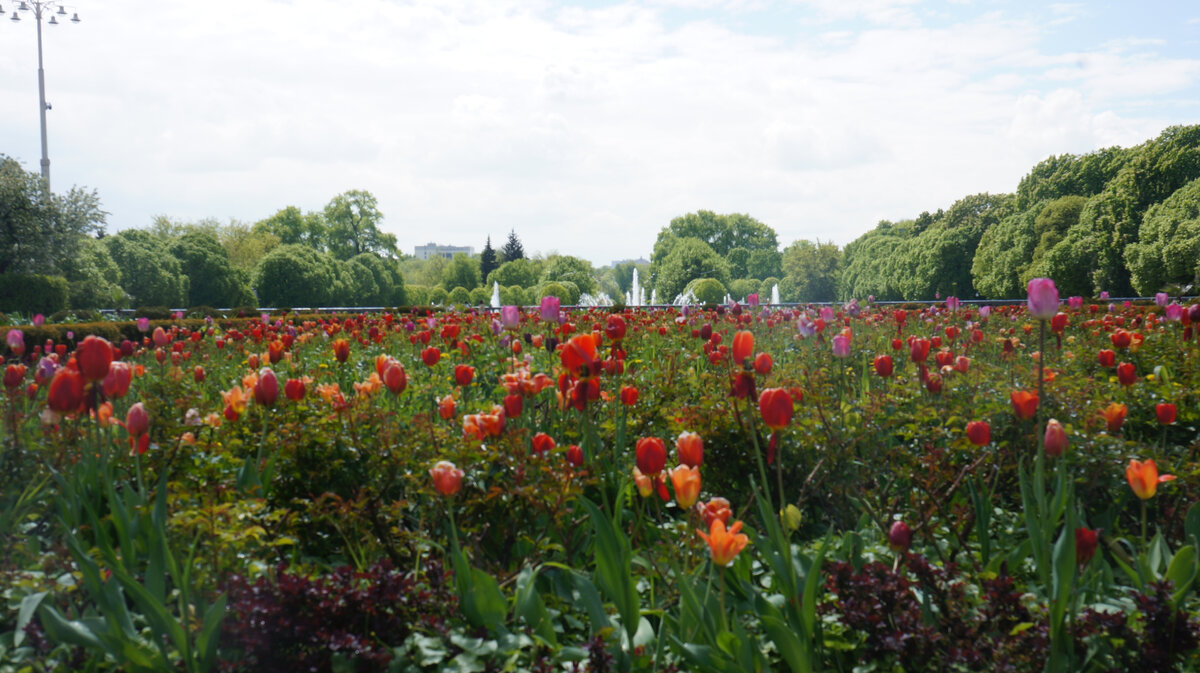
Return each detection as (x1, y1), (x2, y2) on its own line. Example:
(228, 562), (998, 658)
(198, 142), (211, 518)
(676, 431), (704, 467)
(332, 338), (350, 363)
(1126, 459), (1175, 500)
(560, 334), (600, 378)
(668, 465), (702, 508)
(1100, 403), (1127, 434)
(966, 421), (990, 447)
(697, 519), (749, 567)
(732, 330), (754, 366)
(1010, 390), (1038, 420)
(632, 467), (654, 497)
(696, 497), (732, 528)
(437, 394), (457, 420)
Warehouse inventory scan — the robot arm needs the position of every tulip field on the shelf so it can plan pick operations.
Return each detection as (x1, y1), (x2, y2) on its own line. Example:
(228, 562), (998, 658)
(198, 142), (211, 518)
(3, 286), (1200, 672)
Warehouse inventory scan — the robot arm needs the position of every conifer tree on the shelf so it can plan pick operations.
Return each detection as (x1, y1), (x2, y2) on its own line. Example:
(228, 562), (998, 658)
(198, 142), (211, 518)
(480, 236), (499, 283)
(500, 229), (525, 263)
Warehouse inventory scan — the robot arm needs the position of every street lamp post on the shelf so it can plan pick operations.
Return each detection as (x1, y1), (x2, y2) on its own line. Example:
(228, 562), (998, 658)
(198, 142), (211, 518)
(7, 1), (81, 190)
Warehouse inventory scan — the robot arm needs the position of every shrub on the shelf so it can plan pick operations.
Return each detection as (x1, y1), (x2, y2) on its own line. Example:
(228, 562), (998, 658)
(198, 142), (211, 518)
(405, 285), (429, 307)
(48, 309), (102, 324)
(538, 281), (572, 304)
(427, 286), (448, 306)
(0, 273), (69, 315)
(447, 286), (471, 306)
(728, 278), (757, 301)
(686, 278), (727, 304)
(469, 286), (490, 305)
(134, 305), (173, 320)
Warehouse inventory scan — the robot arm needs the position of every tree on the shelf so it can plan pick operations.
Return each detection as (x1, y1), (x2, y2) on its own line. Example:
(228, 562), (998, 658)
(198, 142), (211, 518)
(253, 244), (338, 307)
(654, 237), (730, 301)
(104, 230), (188, 307)
(59, 236), (126, 309)
(726, 247), (752, 279)
(254, 206), (327, 249)
(221, 222), (280, 274)
(170, 229), (255, 307)
(661, 210), (778, 258)
(352, 252), (407, 306)
(486, 258), (542, 289)
(479, 236), (499, 284)
(1126, 176), (1200, 294)
(781, 239), (842, 302)
(500, 229), (525, 263)
(540, 255), (596, 296)
(0, 155), (107, 275)
(442, 253), (481, 292)
(323, 190), (397, 260)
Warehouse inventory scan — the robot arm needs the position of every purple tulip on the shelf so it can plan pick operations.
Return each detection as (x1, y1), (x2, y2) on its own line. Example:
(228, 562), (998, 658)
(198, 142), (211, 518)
(1026, 278), (1059, 320)
(1155, 292), (1170, 307)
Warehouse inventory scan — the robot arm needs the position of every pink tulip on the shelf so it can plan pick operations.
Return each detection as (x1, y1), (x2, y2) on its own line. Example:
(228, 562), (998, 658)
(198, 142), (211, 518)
(500, 306), (520, 330)
(831, 334), (851, 358)
(539, 296), (561, 322)
(1026, 278), (1059, 320)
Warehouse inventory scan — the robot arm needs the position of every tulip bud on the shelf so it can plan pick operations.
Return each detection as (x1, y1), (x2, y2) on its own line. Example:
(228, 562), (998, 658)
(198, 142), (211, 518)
(430, 460), (464, 496)
(1044, 418), (1068, 457)
(125, 402), (150, 438)
(888, 521), (912, 552)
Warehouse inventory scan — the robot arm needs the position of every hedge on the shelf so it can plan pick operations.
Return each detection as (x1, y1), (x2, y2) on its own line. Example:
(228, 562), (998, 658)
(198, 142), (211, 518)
(0, 273), (69, 315)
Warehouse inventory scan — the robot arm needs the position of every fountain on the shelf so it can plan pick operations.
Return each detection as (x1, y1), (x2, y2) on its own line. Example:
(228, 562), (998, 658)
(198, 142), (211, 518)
(650, 289), (658, 305)
(489, 282), (501, 308)
(771, 284), (780, 305)
(630, 268), (642, 307)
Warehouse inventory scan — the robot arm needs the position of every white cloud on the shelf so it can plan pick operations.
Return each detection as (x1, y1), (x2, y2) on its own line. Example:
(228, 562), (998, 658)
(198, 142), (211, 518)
(0, 0), (1197, 267)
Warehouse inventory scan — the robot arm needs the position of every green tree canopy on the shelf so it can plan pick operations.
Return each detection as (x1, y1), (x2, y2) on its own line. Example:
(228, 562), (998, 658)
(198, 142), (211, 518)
(660, 210), (778, 258)
(59, 236), (126, 309)
(254, 206), (327, 249)
(323, 190), (397, 260)
(654, 237), (730, 301)
(486, 258), (542, 289)
(1126, 176), (1200, 295)
(0, 155), (107, 276)
(540, 255), (596, 295)
(442, 253), (481, 292)
(220, 222), (280, 274)
(253, 244), (338, 307)
(170, 229), (255, 308)
(781, 239), (842, 302)
(104, 229), (189, 307)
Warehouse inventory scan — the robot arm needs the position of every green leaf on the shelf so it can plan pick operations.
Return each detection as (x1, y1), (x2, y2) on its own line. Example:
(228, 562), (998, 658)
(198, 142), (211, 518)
(1185, 503), (1200, 549)
(581, 499), (640, 637)
(514, 566), (556, 646)
(1166, 545), (1197, 606)
(13, 591), (48, 648)
(35, 605), (104, 650)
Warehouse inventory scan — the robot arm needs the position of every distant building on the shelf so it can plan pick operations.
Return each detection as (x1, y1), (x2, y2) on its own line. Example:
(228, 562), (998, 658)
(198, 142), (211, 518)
(414, 243), (475, 260)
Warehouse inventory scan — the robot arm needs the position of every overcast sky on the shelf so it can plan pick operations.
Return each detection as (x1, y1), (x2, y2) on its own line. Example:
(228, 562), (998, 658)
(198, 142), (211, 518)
(2, 0), (1198, 266)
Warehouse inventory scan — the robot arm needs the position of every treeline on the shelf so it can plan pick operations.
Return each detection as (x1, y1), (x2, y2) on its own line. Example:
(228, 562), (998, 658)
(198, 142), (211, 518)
(840, 125), (1200, 300)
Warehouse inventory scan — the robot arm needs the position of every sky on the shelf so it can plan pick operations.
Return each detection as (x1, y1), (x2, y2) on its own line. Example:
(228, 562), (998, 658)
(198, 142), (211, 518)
(2, 0), (1199, 267)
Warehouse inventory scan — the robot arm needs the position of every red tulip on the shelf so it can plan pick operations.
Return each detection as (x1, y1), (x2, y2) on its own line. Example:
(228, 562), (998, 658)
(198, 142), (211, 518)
(125, 401), (150, 437)
(47, 368), (85, 414)
(925, 373), (943, 394)
(454, 364), (475, 386)
(731, 371), (756, 400)
(888, 520), (912, 552)
(430, 460), (464, 496)
(565, 444), (584, 467)
(193, 365), (206, 383)
(75, 335), (114, 382)
(966, 421), (990, 446)
(732, 330), (754, 366)
(3, 364), (26, 392)
(560, 334), (600, 378)
(753, 352), (773, 375)
(531, 432), (556, 456)
(676, 431), (704, 467)
(421, 347), (441, 367)
(619, 385), (639, 406)
(1097, 349), (1115, 368)
(284, 378), (306, 401)
(504, 393), (523, 418)
(873, 354), (893, 377)
(758, 388), (793, 431)
(1075, 528), (1099, 566)
(383, 363), (407, 395)
(254, 368), (279, 406)
(635, 437), (667, 476)
(605, 314), (627, 341)
(1156, 403), (1177, 425)
(1110, 330), (1131, 349)
(152, 326), (170, 348)
(1050, 312), (1068, 334)
(1117, 362), (1137, 386)
(1044, 418), (1068, 457)
(909, 338), (930, 363)
(1010, 390), (1038, 420)
(437, 394), (456, 420)
(102, 361), (133, 399)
